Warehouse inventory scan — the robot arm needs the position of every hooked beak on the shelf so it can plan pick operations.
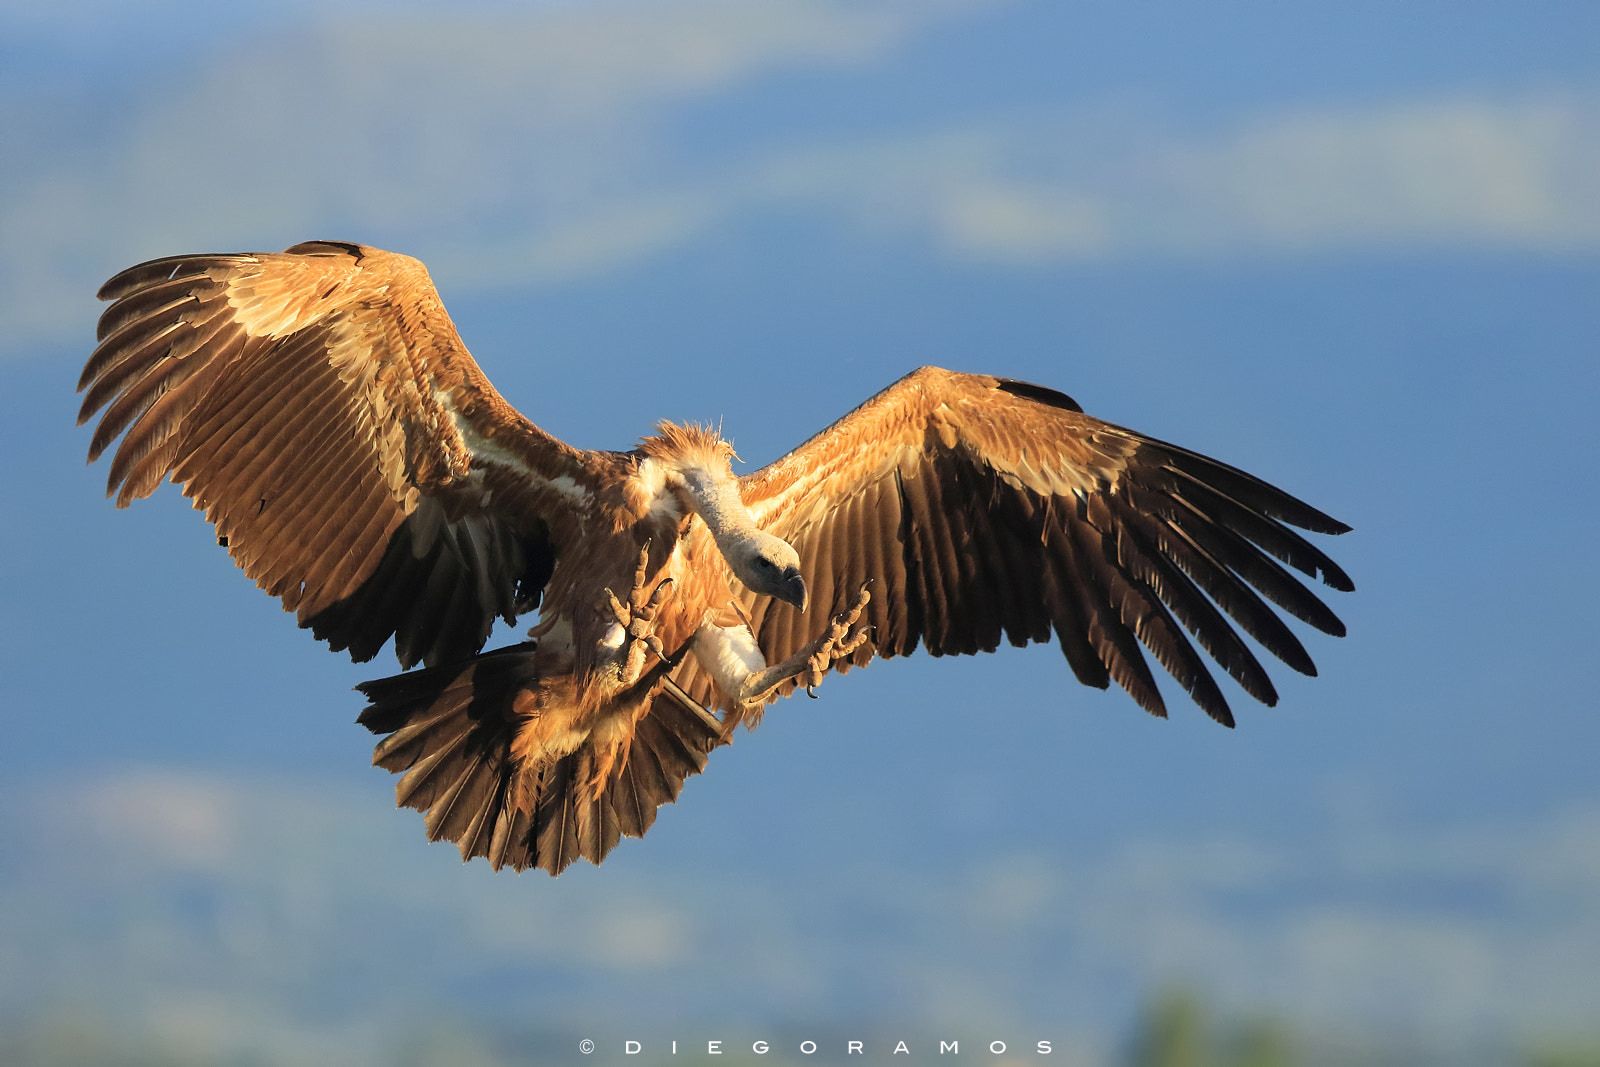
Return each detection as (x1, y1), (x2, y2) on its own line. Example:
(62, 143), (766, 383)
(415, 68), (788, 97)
(778, 566), (808, 612)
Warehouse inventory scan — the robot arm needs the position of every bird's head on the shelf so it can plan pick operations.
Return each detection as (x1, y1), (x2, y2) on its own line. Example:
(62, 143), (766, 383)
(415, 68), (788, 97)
(728, 531), (808, 612)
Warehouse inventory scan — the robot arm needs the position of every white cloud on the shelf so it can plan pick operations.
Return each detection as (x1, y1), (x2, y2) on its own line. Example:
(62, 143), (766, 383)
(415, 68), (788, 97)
(74, 769), (240, 868)
(742, 93), (1600, 262)
(5, 767), (1598, 1064)
(1068, 808), (1600, 1039)
(1160, 96), (1600, 251)
(3, 0), (1598, 358)
(448, 90), (1600, 275)
(0, 0), (988, 350)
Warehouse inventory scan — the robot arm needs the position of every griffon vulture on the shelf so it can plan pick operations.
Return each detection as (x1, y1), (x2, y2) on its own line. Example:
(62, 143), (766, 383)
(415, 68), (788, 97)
(78, 241), (1352, 875)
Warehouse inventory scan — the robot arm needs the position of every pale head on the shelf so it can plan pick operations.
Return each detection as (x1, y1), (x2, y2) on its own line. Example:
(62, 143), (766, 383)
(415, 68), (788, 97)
(725, 530), (808, 612)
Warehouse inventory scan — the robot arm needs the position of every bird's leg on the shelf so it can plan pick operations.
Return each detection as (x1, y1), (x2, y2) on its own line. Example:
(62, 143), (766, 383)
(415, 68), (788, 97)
(736, 583), (871, 705)
(585, 547), (685, 803)
(604, 544), (675, 686)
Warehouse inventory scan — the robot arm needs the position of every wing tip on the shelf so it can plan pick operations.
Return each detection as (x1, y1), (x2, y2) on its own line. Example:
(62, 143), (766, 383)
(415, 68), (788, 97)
(1322, 565), (1356, 594)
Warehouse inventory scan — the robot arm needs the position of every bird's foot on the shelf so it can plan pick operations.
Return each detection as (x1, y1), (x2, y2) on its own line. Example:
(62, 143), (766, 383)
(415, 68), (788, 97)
(739, 583), (871, 704)
(794, 584), (872, 694)
(604, 543), (674, 682)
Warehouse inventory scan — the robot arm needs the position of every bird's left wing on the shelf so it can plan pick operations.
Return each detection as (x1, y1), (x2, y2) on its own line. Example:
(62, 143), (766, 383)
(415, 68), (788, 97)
(78, 241), (599, 669)
(708, 366), (1352, 726)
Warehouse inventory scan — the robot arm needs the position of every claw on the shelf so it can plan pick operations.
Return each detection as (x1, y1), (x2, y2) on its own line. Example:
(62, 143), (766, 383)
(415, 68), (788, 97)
(604, 588), (627, 624)
(795, 581), (872, 693)
(646, 576), (674, 612)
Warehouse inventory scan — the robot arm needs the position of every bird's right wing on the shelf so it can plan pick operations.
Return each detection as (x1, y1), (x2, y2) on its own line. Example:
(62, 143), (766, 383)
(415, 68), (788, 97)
(78, 241), (602, 668)
(724, 367), (1352, 726)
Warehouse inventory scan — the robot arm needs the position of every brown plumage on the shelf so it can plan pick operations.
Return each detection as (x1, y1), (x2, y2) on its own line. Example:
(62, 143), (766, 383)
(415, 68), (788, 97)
(79, 241), (1352, 875)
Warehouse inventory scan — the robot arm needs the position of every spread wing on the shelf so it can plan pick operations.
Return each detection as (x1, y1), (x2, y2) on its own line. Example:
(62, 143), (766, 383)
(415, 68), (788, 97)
(78, 241), (601, 669)
(717, 366), (1352, 726)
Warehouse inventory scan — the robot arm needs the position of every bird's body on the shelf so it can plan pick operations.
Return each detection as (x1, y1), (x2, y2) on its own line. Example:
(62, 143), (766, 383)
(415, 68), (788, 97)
(79, 241), (1352, 875)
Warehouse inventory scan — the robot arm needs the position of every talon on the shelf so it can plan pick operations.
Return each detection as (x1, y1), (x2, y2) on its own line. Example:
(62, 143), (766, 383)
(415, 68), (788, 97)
(645, 576), (674, 613)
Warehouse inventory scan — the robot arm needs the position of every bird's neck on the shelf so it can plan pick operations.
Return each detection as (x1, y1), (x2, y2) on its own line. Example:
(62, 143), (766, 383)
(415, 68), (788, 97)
(675, 463), (758, 550)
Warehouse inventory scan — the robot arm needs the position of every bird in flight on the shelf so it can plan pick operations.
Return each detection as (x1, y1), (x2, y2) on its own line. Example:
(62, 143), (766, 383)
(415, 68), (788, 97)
(78, 241), (1352, 875)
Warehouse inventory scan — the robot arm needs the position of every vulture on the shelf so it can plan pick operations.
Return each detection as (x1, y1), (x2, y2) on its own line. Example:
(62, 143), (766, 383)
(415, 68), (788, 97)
(78, 241), (1353, 875)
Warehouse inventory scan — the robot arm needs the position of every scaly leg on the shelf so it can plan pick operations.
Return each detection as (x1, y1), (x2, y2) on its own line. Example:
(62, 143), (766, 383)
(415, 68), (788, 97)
(737, 583), (871, 706)
(604, 544), (675, 686)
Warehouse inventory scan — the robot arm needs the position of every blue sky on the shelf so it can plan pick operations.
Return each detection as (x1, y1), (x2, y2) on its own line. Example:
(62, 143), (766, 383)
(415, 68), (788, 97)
(2, 2), (1598, 1064)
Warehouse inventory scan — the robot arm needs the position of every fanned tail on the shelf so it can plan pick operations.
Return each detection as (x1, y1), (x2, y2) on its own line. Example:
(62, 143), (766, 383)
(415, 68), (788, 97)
(356, 646), (726, 875)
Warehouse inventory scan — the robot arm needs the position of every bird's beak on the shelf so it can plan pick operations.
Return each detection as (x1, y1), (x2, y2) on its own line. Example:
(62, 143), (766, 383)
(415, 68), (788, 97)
(778, 566), (808, 612)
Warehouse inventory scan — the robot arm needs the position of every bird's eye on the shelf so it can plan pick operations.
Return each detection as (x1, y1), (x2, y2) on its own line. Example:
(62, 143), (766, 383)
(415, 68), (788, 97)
(756, 557), (775, 570)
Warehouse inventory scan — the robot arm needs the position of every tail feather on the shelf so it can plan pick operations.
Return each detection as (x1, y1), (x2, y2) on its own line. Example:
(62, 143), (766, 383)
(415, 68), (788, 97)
(422, 745), (504, 848)
(488, 797), (536, 870)
(356, 645), (726, 875)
